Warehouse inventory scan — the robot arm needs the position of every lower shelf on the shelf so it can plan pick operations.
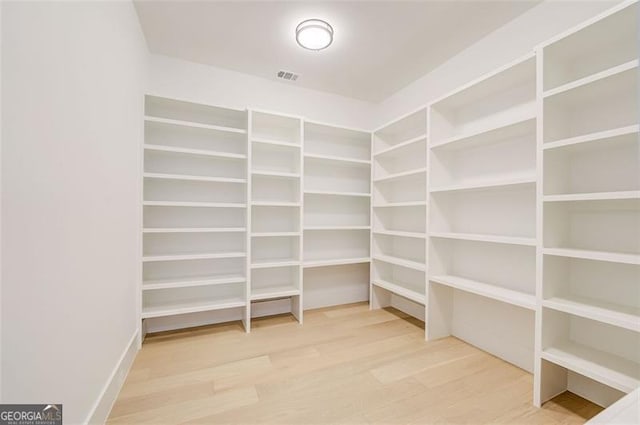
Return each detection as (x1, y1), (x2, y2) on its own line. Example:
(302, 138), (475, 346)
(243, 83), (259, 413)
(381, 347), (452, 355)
(372, 279), (425, 305)
(544, 247), (640, 265)
(303, 257), (370, 268)
(142, 274), (245, 291)
(430, 275), (536, 310)
(251, 259), (300, 269)
(373, 254), (425, 272)
(543, 296), (640, 332)
(251, 285), (300, 301)
(142, 297), (246, 319)
(542, 341), (640, 394)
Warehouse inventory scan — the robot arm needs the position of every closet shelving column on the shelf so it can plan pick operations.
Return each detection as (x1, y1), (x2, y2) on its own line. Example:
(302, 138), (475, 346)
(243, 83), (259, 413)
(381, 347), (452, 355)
(426, 53), (538, 373)
(536, 0), (640, 408)
(302, 122), (372, 306)
(141, 95), (250, 330)
(248, 110), (303, 327)
(371, 109), (428, 318)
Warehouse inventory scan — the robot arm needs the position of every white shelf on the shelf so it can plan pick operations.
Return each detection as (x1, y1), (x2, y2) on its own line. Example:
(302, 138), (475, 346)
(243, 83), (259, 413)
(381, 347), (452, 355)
(250, 259), (300, 269)
(142, 297), (246, 319)
(374, 134), (427, 157)
(304, 226), (370, 231)
(430, 176), (536, 193)
(252, 137), (300, 149)
(251, 232), (300, 237)
(373, 230), (425, 239)
(303, 152), (370, 165)
(373, 167), (427, 184)
(251, 201), (301, 207)
(142, 275), (245, 291)
(372, 201), (426, 208)
(372, 279), (425, 305)
(145, 115), (246, 135)
(543, 247), (640, 265)
(430, 115), (536, 150)
(430, 231), (536, 247)
(542, 341), (640, 394)
(143, 227), (246, 234)
(304, 190), (371, 198)
(544, 60), (639, 99)
(430, 275), (536, 310)
(142, 252), (246, 262)
(143, 144), (246, 160)
(544, 191), (640, 202)
(373, 254), (425, 272)
(143, 173), (246, 184)
(544, 296), (640, 333)
(143, 201), (247, 208)
(303, 257), (370, 268)
(251, 285), (300, 301)
(252, 170), (300, 179)
(543, 125), (639, 151)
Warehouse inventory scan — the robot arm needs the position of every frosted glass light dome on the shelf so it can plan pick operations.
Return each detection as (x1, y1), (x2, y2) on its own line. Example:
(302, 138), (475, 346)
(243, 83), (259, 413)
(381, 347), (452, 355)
(296, 19), (333, 51)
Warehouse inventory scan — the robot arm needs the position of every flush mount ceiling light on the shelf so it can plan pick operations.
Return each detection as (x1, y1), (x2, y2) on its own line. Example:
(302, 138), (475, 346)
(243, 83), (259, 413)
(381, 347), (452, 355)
(296, 19), (334, 51)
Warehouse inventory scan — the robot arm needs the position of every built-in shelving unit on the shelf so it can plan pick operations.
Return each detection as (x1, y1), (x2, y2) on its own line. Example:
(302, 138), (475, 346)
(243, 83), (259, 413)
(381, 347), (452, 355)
(303, 121), (372, 309)
(248, 110), (304, 327)
(426, 52), (538, 373)
(536, 0), (640, 410)
(142, 95), (249, 328)
(371, 108), (428, 322)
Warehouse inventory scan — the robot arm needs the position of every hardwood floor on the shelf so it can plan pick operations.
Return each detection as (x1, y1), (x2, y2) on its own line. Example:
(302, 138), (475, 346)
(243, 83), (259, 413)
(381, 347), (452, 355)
(108, 303), (602, 424)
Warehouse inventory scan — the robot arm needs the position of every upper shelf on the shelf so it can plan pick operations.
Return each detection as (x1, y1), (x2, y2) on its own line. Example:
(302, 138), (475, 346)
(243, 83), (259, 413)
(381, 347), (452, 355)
(145, 95), (246, 133)
(374, 108), (427, 154)
(304, 121), (371, 163)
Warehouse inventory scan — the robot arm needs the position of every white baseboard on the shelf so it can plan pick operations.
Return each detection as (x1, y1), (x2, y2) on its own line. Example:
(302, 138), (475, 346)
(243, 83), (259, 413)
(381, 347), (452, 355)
(85, 330), (139, 425)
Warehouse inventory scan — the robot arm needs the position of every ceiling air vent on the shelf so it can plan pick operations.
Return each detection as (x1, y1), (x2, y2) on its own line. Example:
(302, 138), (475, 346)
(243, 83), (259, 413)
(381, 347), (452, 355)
(277, 70), (299, 81)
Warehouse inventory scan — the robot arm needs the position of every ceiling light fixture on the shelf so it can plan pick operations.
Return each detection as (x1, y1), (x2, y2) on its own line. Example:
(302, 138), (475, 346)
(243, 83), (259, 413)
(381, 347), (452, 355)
(296, 19), (333, 51)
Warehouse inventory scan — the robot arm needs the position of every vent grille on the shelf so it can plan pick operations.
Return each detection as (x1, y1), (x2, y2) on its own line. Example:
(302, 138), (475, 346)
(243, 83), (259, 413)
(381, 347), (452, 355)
(277, 70), (299, 81)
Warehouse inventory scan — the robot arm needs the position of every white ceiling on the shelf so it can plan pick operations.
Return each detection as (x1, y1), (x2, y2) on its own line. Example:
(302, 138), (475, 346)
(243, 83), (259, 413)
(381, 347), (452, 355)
(134, 1), (540, 103)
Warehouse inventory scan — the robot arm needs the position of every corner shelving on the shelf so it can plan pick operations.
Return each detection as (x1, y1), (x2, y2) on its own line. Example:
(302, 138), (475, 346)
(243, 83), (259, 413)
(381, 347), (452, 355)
(371, 108), (427, 319)
(536, 0), (640, 410)
(426, 53), (538, 374)
(248, 110), (303, 326)
(302, 121), (371, 310)
(142, 95), (249, 327)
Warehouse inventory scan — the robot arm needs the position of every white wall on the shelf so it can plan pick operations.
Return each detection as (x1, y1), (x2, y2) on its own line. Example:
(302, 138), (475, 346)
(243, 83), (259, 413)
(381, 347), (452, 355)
(149, 54), (376, 130)
(375, 0), (622, 126)
(1, 2), (147, 424)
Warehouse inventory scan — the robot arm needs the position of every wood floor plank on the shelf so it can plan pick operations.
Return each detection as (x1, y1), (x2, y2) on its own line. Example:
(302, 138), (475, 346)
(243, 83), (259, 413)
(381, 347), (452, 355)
(108, 303), (602, 425)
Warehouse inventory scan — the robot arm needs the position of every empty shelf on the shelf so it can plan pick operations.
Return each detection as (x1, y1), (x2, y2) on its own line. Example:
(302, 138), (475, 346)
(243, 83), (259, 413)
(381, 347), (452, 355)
(430, 231), (536, 246)
(544, 191), (640, 202)
(303, 257), (370, 268)
(143, 227), (246, 233)
(142, 297), (246, 319)
(542, 341), (640, 394)
(304, 152), (370, 165)
(373, 255), (425, 272)
(374, 134), (427, 157)
(252, 137), (300, 149)
(430, 115), (536, 150)
(145, 115), (246, 135)
(143, 172), (246, 184)
(543, 248), (640, 265)
(304, 226), (371, 231)
(143, 201), (246, 208)
(251, 201), (301, 207)
(304, 190), (371, 198)
(373, 230), (426, 239)
(251, 285), (300, 301)
(544, 60), (639, 99)
(543, 296), (640, 332)
(142, 275), (245, 291)
(142, 252), (246, 262)
(251, 260), (300, 269)
(373, 279), (426, 305)
(430, 176), (536, 193)
(372, 201), (426, 208)
(144, 144), (246, 160)
(374, 167), (427, 183)
(251, 232), (301, 237)
(430, 275), (536, 310)
(543, 125), (639, 151)
(252, 170), (300, 179)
